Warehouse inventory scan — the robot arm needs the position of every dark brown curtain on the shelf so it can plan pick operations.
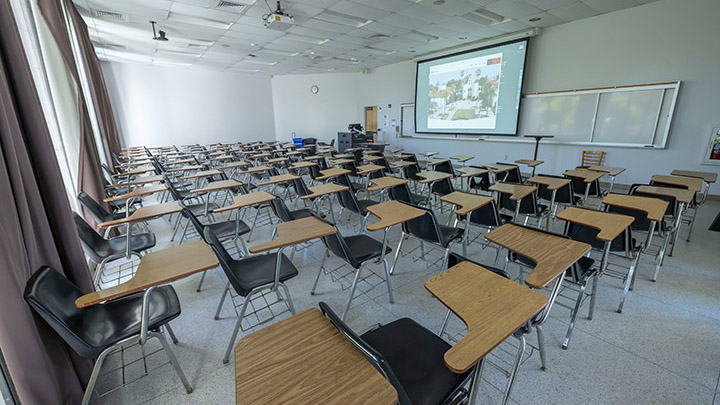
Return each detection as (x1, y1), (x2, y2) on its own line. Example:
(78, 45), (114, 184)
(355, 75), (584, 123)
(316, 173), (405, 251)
(38, 0), (108, 218)
(66, 3), (123, 170)
(0, 2), (94, 403)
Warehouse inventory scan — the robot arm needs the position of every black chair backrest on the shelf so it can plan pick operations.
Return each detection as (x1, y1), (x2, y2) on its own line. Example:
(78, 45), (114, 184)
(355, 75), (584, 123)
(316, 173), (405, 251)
(184, 208), (207, 241)
(309, 165), (322, 181)
(569, 169), (601, 196)
(101, 163), (114, 178)
(336, 182), (366, 215)
(495, 163), (521, 183)
(269, 195), (295, 222)
(320, 229), (361, 269)
(389, 183), (416, 205)
(72, 212), (106, 263)
(468, 166), (491, 191)
(434, 160), (455, 176)
(448, 252), (510, 279)
(497, 183), (540, 215)
(604, 194), (654, 232)
(403, 164), (421, 181)
(292, 177), (311, 198)
(511, 224), (586, 283)
(77, 192), (111, 223)
(203, 227), (244, 295)
(318, 302), (412, 405)
(563, 208), (629, 252)
(401, 203), (446, 246)
(536, 174), (575, 205)
(431, 178), (454, 196)
(164, 178), (184, 201)
(24, 266), (98, 358)
(468, 200), (503, 228)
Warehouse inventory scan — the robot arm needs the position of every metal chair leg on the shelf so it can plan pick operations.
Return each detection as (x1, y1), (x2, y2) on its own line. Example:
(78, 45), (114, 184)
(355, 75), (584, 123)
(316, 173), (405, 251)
(165, 323), (179, 344)
(311, 249), (329, 295)
(279, 282), (296, 314)
(223, 291), (252, 364)
(383, 258), (394, 304)
(503, 335), (526, 405)
(81, 346), (113, 405)
(438, 309), (451, 337)
(196, 271), (207, 292)
(214, 281), (230, 320)
(342, 263), (365, 321)
(562, 281), (587, 349)
(536, 325), (548, 370)
(618, 252), (640, 313)
(152, 331), (193, 393)
(389, 232), (406, 275)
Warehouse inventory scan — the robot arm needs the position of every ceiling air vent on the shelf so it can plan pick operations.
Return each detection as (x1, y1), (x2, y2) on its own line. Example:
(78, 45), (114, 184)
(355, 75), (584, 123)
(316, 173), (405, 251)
(91, 9), (128, 22)
(369, 34), (389, 40)
(215, 0), (248, 13)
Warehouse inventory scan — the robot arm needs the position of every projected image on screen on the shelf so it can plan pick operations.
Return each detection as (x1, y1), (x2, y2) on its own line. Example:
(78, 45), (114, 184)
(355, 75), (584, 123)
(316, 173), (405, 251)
(416, 39), (528, 135)
(428, 53), (502, 130)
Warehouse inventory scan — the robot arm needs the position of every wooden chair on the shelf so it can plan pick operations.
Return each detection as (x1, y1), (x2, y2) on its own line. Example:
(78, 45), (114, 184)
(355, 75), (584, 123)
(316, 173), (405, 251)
(581, 150), (605, 167)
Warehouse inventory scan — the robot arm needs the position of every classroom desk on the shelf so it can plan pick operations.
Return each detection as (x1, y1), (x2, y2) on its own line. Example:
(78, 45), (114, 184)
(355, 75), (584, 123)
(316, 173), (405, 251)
(416, 170), (452, 184)
(302, 155), (324, 161)
(290, 161), (318, 170)
(267, 157), (289, 164)
(209, 155), (233, 162)
(165, 165), (205, 173)
(367, 200), (426, 277)
(250, 216), (336, 254)
(586, 166), (626, 194)
(181, 169), (222, 180)
(317, 168), (351, 181)
(386, 147), (403, 154)
(368, 176), (407, 193)
(302, 183), (348, 223)
(112, 166), (155, 178)
(257, 173), (300, 187)
(191, 179), (243, 215)
(106, 175), (164, 189)
(238, 165), (273, 177)
(362, 150), (382, 155)
(344, 147), (362, 152)
(389, 160), (416, 169)
(563, 169), (604, 202)
(455, 167), (488, 191)
(635, 185), (693, 258)
(234, 308), (397, 405)
(214, 191), (276, 215)
(515, 159), (544, 176)
(166, 158), (195, 166)
(450, 155), (474, 165)
(362, 155), (384, 163)
(356, 164), (384, 176)
(602, 193), (669, 310)
(651, 174), (703, 192)
(670, 170), (718, 184)
(489, 183), (536, 222)
(418, 152), (438, 158)
(425, 261), (547, 405)
(483, 163), (517, 183)
(556, 207), (635, 321)
(426, 158), (450, 166)
(331, 158), (356, 166)
(116, 159), (153, 168)
(333, 153), (353, 159)
(527, 175), (571, 229)
(104, 184), (167, 210)
(440, 192), (494, 256)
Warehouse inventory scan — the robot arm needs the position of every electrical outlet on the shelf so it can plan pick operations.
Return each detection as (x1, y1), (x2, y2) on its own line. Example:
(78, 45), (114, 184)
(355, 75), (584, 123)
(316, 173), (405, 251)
(504, 154), (508, 160)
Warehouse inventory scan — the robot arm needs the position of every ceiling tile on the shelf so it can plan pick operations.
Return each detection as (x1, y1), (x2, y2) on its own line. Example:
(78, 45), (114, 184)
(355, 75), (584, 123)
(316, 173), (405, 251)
(582, 0), (640, 14)
(378, 14), (427, 30)
(302, 18), (354, 33)
(397, 4), (448, 22)
(417, 0), (483, 16)
(548, 1), (599, 20)
(328, 1), (388, 20)
(524, 11), (566, 27)
(484, 0), (543, 19)
(363, 21), (411, 36)
(348, 0), (412, 13)
(522, 0), (577, 10)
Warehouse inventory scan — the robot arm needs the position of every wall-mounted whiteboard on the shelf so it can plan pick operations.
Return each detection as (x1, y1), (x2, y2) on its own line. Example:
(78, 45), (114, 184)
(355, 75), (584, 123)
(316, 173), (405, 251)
(517, 81), (680, 148)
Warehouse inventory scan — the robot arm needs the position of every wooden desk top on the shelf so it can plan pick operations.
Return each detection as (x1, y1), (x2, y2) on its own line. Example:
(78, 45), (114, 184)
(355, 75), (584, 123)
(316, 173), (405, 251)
(356, 164), (385, 175)
(191, 179), (243, 193)
(386, 147), (403, 154)
(489, 183), (536, 201)
(563, 169), (603, 182)
(670, 170), (718, 183)
(527, 175), (571, 191)
(250, 217), (337, 253)
(301, 183), (349, 200)
(651, 175), (703, 192)
(317, 168), (350, 180)
(515, 159), (544, 167)
(235, 308), (397, 405)
(106, 175), (164, 188)
(390, 160), (416, 169)
(363, 150), (382, 155)
(285, 151), (304, 156)
(104, 184), (167, 202)
(368, 176), (407, 192)
(165, 165), (205, 173)
(426, 158), (450, 166)
(344, 147), (362, 152)
(302, 155), (324, 161)
(440, 192), (493, 216)
(362, 155), (384, 162)
(239, 165), (273, 174)
(181, 169), (222, 180)
(602, 193), (668, 222)
(485, 224), (591, 289)
(209, 155), (233, 161)
(249, 152), (271, 159)
(258, 173), (300, 186)
(425, 261), (547, 373)
(99, 201), (182, 228)
(556, 207), (633, 242)
(267, 157), (289, 164)
(75, 241), (218, 308)
(214, 191), (276, 213)
(416, 170), (452, 184)
(450, 155), (474, 162)
(366, 200), (425, 231)
(635, 185), (695, 205)
(333, 154), (353, 159)
(332, 159), (356, 166)
(219, 161), (251, 170)
(291, 161), (318, 169)
(112, 167), (155, 178)
(166, 158), (194, 166)
(419, 152), (438, 157)
(587, 166), (626, 176)
(483, 163), (516, 173)
(456, 167), (488, 178)
(116, 159), (152, 168)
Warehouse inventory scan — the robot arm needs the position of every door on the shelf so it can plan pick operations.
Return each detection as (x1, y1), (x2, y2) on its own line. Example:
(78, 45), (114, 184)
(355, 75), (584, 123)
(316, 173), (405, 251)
(364, 106), (378, 132)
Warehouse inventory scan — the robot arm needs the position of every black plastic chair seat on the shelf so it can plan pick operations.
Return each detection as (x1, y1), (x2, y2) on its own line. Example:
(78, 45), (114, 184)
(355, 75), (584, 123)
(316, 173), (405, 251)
(438, 225), (463, 247)
(94, 233), (156, 261)
(567, 256), (596, 282)
(230, 253), (299, 296)
(358, 199), (379, 211)
(177, 188), (206, 200)
(361, 318), (471, 405)
(344, 235), (391, 265)
(206, 220), (250, 239)
(183, 202), (219, 217)
(290, 208), (325, 220)
(24, 267), (180, 359)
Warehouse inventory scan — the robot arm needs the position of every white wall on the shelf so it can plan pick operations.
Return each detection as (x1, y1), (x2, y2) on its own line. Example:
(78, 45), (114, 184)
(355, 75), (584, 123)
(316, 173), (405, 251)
(102, 62), (276, 147)
(271, 0), (720, 193)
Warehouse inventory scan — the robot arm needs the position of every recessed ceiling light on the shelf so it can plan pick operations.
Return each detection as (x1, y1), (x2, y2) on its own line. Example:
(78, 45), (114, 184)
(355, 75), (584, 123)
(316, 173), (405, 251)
(433, 0), (445, 4)
(529, 17), (541, 22)
(221, 44), (230, 47)
(250, 43), (257, 46)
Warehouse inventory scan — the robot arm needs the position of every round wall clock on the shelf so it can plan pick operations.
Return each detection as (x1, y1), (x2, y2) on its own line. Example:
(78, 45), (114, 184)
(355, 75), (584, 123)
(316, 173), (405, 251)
(310, 85), (319, 94)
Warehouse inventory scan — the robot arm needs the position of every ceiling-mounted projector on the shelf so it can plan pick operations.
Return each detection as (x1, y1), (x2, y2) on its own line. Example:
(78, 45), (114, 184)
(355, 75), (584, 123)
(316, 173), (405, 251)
(263, 1), (293, 31)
